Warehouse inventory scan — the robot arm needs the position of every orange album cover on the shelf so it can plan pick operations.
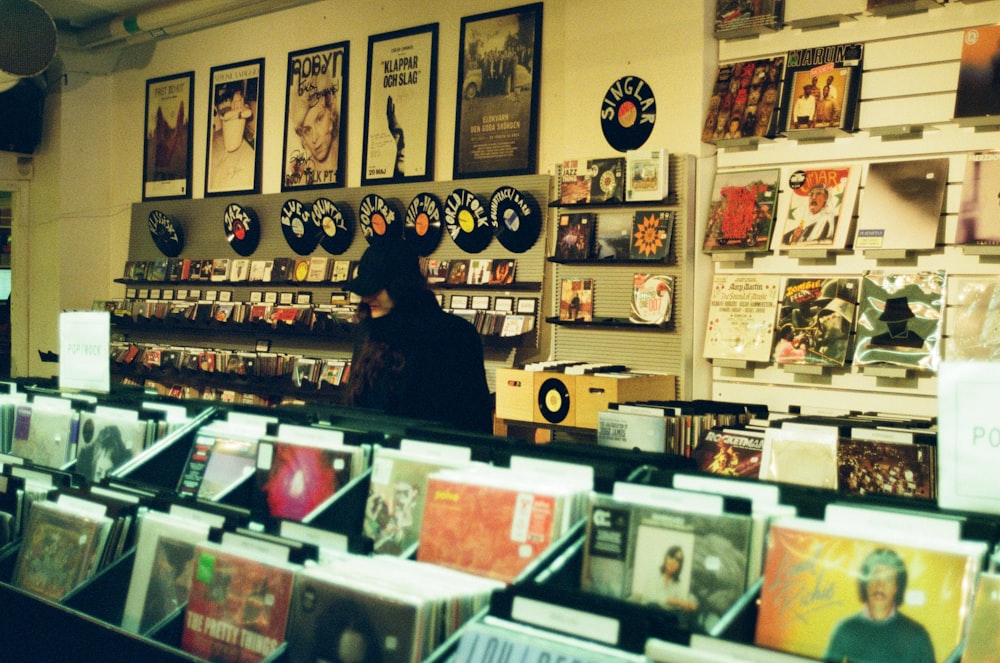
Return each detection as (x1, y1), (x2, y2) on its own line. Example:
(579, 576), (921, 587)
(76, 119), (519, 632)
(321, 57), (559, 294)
(755, 521), (983, 663)
(417, 476), (558, 583)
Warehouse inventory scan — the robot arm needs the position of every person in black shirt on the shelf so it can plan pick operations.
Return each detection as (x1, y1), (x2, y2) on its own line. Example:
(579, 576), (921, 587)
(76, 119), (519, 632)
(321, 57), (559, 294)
(343, 239), (493, 433)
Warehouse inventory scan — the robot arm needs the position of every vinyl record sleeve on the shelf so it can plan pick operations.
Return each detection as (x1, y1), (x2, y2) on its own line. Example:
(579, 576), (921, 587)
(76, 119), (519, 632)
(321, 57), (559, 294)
(703, 273), (780, 362)
(853, 270), (944, 370)
(772, 164), (859, 251)
(854, 158), (948, 251)
(703, 169), (780, 252)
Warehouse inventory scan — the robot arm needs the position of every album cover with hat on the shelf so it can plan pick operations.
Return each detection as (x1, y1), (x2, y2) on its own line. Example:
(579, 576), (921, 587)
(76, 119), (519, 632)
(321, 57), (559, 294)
(773, 164), (859, 251)
(773, 276), (859, 367)
(853, 270), (945, 370)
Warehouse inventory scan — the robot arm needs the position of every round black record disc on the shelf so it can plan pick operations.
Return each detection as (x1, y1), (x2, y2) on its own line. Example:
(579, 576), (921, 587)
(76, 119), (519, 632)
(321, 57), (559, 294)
(443, 188), (493, 254)
(359, 193), (400, 245)
(489, 186), (541, 254)
(147, 210), (185, 257)
(280, 199), (320, 256)
(600, 75), (656, 152)
(223, 203), (260, 257)
(537, 377), (571, 424)
(404, 192), (443, 256)
(313, 197), (353, 255)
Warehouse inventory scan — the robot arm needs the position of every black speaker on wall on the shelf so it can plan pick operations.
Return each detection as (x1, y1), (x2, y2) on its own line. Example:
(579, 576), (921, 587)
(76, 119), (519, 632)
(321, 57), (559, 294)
(0, 79), (45, 155)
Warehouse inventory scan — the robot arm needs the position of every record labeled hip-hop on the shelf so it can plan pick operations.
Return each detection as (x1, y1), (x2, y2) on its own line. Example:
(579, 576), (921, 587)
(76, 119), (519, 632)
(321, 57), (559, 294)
(600, 76), (656, 152)
(490, 185), (541, 253)
(444, 188), (493, 254)
(313, 197), (353, 255)
(359, 193), (400, 245)
(537, 377), (572, 424)
(280, 198), (320, 255)
(223, 202), (261, 256)
(147, 209), (185, 257)
(404, 192), (443, 256)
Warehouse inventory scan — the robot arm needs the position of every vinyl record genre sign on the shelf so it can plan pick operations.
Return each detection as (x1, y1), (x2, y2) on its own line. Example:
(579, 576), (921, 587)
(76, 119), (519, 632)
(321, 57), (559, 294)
(280, 199), (320, 255)
(601, 75), (656, 152)
(404, 192), (443, 256)
(313, 197), (353, 255)
(147, 210), (184, 257)
(444, 188), (493, 254)
(490, 185), (540, 253)
(223, 202), (260, 256)
(359, 193), (400, 244)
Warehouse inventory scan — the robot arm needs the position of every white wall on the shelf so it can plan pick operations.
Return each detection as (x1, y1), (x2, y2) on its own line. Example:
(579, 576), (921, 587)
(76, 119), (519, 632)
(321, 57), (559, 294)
(0, 0), (716, 378)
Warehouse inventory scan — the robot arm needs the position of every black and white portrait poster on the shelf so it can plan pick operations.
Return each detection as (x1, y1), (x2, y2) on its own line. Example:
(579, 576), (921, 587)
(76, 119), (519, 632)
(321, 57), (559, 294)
(363, 24), (438, 185)
(144, 71), (193, 201)
(282, 42), (349, 191)
(205, 59), (263, 197)
(453, 3), (542, 179)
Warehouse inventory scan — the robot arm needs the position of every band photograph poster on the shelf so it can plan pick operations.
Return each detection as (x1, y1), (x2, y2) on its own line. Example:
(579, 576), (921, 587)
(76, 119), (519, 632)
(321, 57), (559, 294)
(362, 24), (438, 186)
(205, 59), (263, 197)
(280, 42), (348, 192)
(143, 71), (194, 201)
(453, 3), (542, 179)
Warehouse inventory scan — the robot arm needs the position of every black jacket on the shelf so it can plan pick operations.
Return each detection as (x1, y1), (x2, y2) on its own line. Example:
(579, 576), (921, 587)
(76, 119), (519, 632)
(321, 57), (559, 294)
(347, 290), (493, 433)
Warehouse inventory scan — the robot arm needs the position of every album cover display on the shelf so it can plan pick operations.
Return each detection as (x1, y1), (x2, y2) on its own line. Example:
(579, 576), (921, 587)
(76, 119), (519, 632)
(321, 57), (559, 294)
(254, 439), (356, 522)
(181, 542), (297, 663)
(945, 277), (1000, 360)
(559, 158), (591, 205)
(553, 213), (594, 261)
(559, 278), (594, 322)
(691, 427), (764, 479)
(962, 572), (1000, 663)
(625, 148), (668, 201)
(854, 158), (949, 251)
(773, 277), (859, 367)
(581, 492), (754, 633)
(779, 43), (863, 137)
(445, 259), (470, 285)
(702, 57), (785, 143)
(629, 274), (675, 325)
(176, 432), (258, 501)
(954, 24), (1000, 123)
(703, 168), (780, 252)
(703, 274), (781, 362)
(12, 500), (112, 602)
(363, 447), (469, 555)
(837, 438), (935, 500)
(285, 566), (423, 663)
(755, 518), (985, 662)
(759, 424), (839, 489)
(591, 212), (632, 261)
(853, 270), (945, 370)
(76, 410), (149, 483)
(773, 164), (859, 250)
(955, 151), (1000, 245)
(586, 157), (626, 203)
(629, 211), (673, 260)
(714, 0), (783, 39)
(11, 403), (78, 469)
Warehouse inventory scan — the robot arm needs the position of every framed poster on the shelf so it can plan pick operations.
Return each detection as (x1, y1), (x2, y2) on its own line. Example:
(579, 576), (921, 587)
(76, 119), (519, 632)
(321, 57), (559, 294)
(205, 58), (264, 197)
(362, 23), (438, 185)
(282, 41), (349, 191)
(453, 3), (542, 179)
(143, 71), (194, 201)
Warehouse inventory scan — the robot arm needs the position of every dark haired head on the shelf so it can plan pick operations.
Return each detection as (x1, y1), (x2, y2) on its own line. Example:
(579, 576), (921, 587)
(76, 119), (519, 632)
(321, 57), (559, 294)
(858, 548), (907, 607)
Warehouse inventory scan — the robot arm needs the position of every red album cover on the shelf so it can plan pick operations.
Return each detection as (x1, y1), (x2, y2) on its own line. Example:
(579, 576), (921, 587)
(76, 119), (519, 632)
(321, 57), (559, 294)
(691, 428), (764, 479)
(256, 442), (353, 521)
(417, 476), (558, 583)
(182, 543), (296, 663)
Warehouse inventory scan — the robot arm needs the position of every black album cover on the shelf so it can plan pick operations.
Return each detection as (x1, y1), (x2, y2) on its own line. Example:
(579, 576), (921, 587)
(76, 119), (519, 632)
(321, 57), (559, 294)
(779, 43), (863, 138)
(587, 157), (626, 203)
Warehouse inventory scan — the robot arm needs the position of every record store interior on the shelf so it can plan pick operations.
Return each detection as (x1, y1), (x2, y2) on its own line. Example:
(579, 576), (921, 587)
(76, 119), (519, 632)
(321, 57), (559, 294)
(2, 0), (1000, 661)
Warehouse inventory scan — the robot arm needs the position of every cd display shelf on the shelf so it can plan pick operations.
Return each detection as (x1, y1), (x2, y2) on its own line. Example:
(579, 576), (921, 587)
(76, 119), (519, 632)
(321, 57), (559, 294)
(0, 392), (704, 662)
(120, 174), (554, 405)
(547, 154), (697, 401)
